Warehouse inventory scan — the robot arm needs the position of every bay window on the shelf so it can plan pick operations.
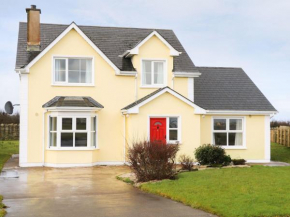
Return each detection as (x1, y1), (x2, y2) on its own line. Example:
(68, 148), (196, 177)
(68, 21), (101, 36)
(142, 60), (165, 86)
(213, 117), (245, 147)
(49, 114), (97, 149)
(54, 57), (93, 85)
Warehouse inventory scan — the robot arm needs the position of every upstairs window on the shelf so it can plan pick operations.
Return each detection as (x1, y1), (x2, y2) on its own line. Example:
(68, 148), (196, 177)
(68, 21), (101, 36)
(54, 58), (93, 85)
(142, 60), (165, 87)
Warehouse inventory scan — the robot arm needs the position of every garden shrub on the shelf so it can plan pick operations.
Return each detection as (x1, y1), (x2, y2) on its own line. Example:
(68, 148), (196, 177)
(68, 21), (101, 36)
(223, 155), (232, 166)
(194, 144), (231, 166)
(179, 154), (194, 171)
(232, 159), (246, 165)
(128, 140), (179, 182)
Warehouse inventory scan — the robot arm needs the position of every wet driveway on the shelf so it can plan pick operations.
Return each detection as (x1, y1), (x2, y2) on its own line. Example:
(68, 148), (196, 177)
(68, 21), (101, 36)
(0, 161), (215, 217)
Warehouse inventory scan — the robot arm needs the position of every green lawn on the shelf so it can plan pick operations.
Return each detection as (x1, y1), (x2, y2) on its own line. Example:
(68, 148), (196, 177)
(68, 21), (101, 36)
(271, 143), (290, 163)
(0, 140), (19, 217)
(140, 143), (290, 217)
(141, 166), (290, 217)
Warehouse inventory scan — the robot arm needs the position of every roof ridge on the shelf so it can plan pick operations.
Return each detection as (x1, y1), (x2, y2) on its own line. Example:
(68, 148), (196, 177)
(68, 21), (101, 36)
(19, 21), (173, 31)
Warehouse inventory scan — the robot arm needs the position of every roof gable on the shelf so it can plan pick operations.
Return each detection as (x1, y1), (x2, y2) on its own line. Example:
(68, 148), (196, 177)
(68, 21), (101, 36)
(17, 22), (120, 74)
(123, 31), (180, 57)
(122, 87), (205, 114)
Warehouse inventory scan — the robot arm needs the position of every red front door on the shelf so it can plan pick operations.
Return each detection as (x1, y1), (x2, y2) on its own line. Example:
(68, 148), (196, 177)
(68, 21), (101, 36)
(150, 118), (166, 144)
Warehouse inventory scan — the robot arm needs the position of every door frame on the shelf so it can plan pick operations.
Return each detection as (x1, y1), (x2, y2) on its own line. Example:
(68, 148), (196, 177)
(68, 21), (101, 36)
(148, 115), (182, 144)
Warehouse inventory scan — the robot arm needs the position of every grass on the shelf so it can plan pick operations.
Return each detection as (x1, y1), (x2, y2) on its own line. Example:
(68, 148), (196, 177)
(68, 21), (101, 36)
(0, 140), (19, 217)
(116, 176), (135, 185)
(139, 143), (290, 217)
(141, 166), (290, 217)
(271, 143), (290, 163)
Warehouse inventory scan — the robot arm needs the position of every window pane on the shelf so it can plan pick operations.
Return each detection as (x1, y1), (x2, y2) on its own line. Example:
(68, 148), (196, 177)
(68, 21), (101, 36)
(230, 119), (242, 130)
(142, 61), (152, 85)
(229, 133), (243, 146)
(50, 133), (57, 147)
(91, 132), (96, 147)
(49, 117), (57, 131)
(68, 59), (79, 71)
(154, 62), (164, 84)
(76, 118), (86, 130)
(55, 59), (66, 82)
(169, 118), (178, 128)
(214, 133), (227, 146)
(214, 119), (226, 130)
(91, 117), (96, 131)
(75, 133), (87, 147)
(62, 118), (72, 130)
(169, 130), (178, 140)
(61, 133), (73, 147)
(68, 70), (80, 83)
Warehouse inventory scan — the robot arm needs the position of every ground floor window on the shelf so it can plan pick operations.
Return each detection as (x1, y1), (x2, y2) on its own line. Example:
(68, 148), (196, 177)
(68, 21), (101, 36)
(212, 117), (244, 147)
(49, 114), (97, 149)
(150, 116), (180, 144)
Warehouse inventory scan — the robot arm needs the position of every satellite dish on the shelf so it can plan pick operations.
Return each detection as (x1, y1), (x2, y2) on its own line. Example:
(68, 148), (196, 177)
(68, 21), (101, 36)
(4, 101), (20, 115)
(5, 101), (13, 114)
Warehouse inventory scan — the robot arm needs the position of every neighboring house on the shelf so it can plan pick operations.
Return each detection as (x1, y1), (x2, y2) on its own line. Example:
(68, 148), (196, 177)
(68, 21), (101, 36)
(15, 5), (277, 167)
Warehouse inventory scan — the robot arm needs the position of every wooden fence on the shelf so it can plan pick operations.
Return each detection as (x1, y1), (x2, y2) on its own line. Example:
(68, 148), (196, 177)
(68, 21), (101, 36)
(0, 124), (19, 140)
(271, 126), (290, 147)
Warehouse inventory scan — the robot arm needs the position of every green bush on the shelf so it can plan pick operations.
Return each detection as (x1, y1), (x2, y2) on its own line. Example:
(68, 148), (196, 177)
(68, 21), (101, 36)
(194, 144), (231, 166)
(232, 159), (246, 165)
(223, 155), (232, 166)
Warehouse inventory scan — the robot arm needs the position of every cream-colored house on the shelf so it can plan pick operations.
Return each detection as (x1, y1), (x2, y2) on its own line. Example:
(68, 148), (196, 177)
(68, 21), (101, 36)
(15, 5), (277, 167)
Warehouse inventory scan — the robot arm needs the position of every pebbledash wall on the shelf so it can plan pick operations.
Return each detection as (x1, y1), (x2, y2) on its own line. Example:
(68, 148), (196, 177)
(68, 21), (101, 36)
(19, 28), (271, 167)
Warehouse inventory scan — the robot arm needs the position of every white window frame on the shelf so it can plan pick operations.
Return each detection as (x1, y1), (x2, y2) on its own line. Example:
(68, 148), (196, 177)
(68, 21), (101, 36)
(211, 116), (246, 149)
(52, 56), (95, 86)
(141, 59), (167, 88)
(47, 112), (98, 150)
(148, 115), (181, 144)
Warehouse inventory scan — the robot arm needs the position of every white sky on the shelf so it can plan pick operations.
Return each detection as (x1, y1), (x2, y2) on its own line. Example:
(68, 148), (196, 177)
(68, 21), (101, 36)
(0, 0), (289, 120)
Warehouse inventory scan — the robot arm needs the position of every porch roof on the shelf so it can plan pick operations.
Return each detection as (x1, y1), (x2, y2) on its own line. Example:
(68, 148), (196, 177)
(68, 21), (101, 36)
(42, 96), (104, 108)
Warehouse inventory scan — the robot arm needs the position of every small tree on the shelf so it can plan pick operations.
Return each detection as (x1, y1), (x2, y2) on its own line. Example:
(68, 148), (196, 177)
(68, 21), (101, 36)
(128, 140), (179, 182)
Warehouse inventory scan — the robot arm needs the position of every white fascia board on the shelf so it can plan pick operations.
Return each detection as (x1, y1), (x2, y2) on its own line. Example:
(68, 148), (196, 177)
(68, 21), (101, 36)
(206, 110), (278, 115)
(45, 107), (102, 112)
(21, 22), (120, 75)
(173, 72), (201, 78)
(128, 31), (180, 57)
(125, 87), (206, 114)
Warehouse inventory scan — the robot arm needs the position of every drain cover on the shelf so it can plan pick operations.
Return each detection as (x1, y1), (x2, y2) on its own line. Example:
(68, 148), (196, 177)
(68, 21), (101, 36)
(0, 170), (19, 178)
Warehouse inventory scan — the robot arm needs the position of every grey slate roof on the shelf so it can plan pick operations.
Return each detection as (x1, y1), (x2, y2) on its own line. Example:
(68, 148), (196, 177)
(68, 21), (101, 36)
(16, 22), (196, 72)
(42, 96), (104, 108)
(194, 67), (276, 111)
(122, 67), (276, 112)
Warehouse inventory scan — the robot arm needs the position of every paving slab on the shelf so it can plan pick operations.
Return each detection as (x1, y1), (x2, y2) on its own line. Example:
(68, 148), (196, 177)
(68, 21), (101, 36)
(0, 163), (215, 217)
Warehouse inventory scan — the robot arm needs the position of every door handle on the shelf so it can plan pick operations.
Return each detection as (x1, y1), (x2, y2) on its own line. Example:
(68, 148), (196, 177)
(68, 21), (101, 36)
(164, 135), (166, 139)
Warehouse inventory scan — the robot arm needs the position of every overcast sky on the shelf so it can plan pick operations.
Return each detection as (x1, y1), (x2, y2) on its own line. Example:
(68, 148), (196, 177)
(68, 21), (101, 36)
(0, 0), (289, 120)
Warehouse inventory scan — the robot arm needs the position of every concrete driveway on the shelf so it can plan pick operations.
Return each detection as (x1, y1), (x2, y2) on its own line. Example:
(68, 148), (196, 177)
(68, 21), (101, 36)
(0, 159), (215, 217)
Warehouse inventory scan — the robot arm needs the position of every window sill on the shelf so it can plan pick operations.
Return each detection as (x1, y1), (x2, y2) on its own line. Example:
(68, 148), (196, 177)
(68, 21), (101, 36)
(47, 147), (99, 151)
(140, 85), (166, 89)
(220, 146), (247, 150)
(51, 83), (95, 87)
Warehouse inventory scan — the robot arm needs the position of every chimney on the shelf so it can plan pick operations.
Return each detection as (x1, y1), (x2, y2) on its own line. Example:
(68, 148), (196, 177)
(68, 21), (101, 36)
(26, 5), (41, 51)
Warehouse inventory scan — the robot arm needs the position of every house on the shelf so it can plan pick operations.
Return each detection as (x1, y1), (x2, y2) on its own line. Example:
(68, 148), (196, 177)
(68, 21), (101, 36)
(15, 5), (277, 167)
